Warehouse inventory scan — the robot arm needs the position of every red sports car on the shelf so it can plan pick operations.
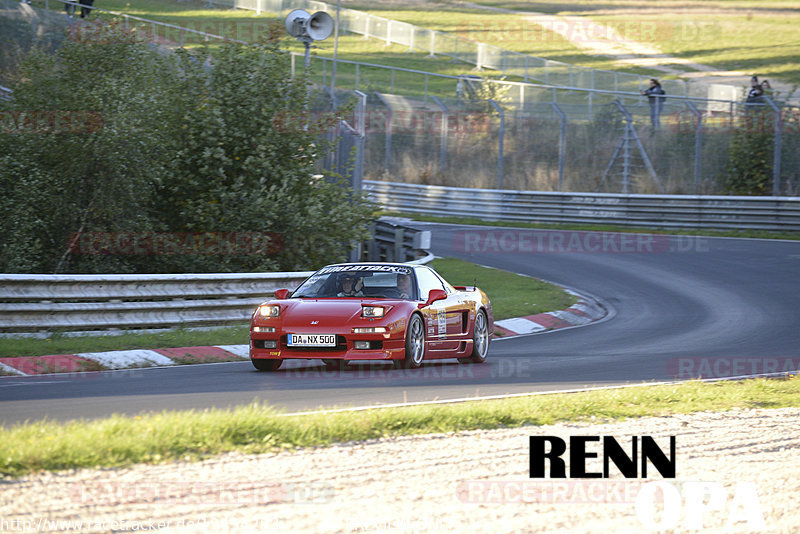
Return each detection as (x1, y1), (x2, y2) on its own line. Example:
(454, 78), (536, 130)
(249, 262), (493, 371)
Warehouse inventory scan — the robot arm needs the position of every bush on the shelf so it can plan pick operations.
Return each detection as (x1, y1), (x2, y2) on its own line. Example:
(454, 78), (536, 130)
(0, 22), (374, 273)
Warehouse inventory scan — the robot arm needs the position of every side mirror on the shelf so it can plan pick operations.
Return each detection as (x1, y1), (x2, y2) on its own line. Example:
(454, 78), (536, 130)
(425, 289), (447, 306)
(274, 288), (291, 300)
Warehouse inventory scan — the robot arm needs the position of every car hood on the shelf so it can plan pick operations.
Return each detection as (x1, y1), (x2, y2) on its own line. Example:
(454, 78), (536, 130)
(278, 299), (396, 328)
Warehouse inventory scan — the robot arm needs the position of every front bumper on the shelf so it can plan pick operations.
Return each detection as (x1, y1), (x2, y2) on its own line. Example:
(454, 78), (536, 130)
(250, 331), (405, 361)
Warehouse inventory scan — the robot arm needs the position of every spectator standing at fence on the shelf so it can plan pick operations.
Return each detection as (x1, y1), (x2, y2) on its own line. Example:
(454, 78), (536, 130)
(641, 78), (666, 130)
(79, 0), (94, 18)
(761, 79), (773, 100)
(746, 75), (764, 104)
(64, 0), (76, 17)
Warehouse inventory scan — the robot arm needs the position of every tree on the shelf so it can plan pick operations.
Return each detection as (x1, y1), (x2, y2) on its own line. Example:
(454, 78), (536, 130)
(0, 22), (177, 273)
(160, 36), (373, 271)
(724, 110), (773, 195)
(0, 22), (374, 273)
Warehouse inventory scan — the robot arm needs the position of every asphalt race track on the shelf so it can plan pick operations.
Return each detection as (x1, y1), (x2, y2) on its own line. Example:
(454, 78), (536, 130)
(2, 224), (799, 425)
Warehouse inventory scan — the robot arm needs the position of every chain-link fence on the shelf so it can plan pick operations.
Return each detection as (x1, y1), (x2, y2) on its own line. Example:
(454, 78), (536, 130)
(5, 1), (797, 196)
(322, 76), (799, 195)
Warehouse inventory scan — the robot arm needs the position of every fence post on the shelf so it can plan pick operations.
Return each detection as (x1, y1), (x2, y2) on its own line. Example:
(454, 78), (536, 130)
(488, 100), (505, 189)
(550, 102), (567, 192)
(686, 101), (703, 194)
(376, 93), (392, 173)
(765, 96), (782, 196)
(431, 96), (448, 172)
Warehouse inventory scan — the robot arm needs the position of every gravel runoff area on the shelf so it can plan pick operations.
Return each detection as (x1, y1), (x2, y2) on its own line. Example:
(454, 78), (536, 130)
(2, 407), (799, 533)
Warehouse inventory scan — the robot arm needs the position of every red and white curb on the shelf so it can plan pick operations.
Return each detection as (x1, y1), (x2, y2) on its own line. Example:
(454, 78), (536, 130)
(0, 345), (250, 376)
(493, 292), (606, 338)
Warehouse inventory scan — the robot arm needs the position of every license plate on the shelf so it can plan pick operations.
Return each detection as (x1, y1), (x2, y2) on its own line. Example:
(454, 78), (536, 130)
(288, 333), (337, 347)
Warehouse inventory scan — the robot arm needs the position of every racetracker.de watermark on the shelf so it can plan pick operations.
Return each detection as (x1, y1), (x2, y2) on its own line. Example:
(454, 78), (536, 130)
(0, 111), (104, 135)
(67, 231), (283, 255)
(456, 19), (721, 43)
(276, 358), (534, 382)
(273, 109), (499, 136)
(667, 357), (800, 379)
(457, 480), (647, 504)
(69, 481), (334, 505)
(453, 230), (709, 254)
(0, 516), (276, 532)
(457, 480), (765, 530)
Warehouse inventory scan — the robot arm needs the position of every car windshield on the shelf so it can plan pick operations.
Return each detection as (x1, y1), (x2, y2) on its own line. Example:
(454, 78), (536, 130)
(292, 265), (417, 299)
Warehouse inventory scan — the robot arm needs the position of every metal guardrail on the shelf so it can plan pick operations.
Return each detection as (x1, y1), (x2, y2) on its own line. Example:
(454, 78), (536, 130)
(0, 272), (313, 333)
(364, 181), (800, 231)
(0, 221), (431, 334)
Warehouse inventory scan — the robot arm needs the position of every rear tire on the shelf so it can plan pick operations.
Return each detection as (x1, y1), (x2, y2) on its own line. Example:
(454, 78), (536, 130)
(251, 358), (283, 372)
(458, 310), (489, 364)
(395, 314), (425, 369)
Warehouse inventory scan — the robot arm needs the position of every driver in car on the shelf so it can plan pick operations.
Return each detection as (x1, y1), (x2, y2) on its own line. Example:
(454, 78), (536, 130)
(337, 273), (364, 297)
(397, 273), (413, 299)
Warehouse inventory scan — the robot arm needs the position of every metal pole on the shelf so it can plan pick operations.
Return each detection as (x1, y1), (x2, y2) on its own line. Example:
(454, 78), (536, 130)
(330, 0), (341, 110)
(489, 100), (505, 189)
(376, 93), (392, 173)
(765, 97), (782, 196)
(686, 101), (703, 194)
(431, 96), (448, 172)
(550, 102), (566, 192)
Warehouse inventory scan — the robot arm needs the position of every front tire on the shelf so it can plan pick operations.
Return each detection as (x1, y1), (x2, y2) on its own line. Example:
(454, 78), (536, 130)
(459, 310), (489, 364)
(251, 358), (283, 372)
(395, 314), (425, 369)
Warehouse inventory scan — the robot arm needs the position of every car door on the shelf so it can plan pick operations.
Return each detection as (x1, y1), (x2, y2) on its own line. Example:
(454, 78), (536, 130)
(415, 267), (462, 353)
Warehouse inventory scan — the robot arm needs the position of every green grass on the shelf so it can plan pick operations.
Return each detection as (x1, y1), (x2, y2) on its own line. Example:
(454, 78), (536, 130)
(457, 0), (800, 86)
(383, 211), (800, 241)
(24, 0), (652, 82)
(2, 375), (798, 477)
(0, 325), (249, 358)
(431, 257), (576, 319)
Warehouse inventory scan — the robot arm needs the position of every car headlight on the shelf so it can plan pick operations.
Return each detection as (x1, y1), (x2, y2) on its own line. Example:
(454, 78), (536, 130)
(361, 306), (385, 318)
(258, 305), (280, 317)
(353, 327), (387, 333)
(253, 326), (276, 333)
